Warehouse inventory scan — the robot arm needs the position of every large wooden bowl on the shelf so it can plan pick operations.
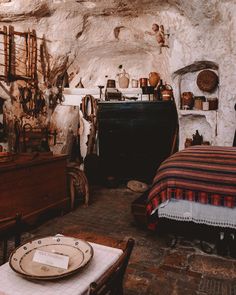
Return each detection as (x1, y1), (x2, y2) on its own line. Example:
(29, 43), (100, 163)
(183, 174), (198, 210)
(196, 70), (218, 92)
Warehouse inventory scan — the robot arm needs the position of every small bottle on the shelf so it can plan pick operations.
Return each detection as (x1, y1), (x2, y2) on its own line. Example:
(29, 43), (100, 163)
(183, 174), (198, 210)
(156, 79), (163, 100)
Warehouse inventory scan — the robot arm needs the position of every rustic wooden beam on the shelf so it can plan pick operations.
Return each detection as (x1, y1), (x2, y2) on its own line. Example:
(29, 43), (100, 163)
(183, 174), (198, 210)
(31, 29), (37, 83)
(27, 30), (31, 79)
(13, 31), (27, 37)
(3, 26), (7, 82)
(8, 26), (15, 81)
(172, 61), (219, 78)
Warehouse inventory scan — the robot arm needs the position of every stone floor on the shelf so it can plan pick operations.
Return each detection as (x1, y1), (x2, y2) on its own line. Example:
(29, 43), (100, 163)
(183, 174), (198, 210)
(4, 186), (236, 295)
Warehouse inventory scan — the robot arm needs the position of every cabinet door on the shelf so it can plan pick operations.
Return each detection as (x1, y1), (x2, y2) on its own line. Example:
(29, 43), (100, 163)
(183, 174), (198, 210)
(98, 101), (178, 182)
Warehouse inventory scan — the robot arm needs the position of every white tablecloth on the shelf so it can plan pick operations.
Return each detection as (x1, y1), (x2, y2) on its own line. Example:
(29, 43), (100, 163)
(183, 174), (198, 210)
(0, 242), (123, 295)
(158, 199), (236, 229)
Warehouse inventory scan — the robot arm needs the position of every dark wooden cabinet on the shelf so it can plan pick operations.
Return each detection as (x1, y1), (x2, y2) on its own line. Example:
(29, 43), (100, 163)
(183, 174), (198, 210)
(97, 101), (178, 182)
(0, 155), (68, 224)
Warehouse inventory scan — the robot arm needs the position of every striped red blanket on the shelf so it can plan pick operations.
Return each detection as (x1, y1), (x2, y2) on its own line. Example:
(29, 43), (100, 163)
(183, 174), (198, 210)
(147, 146), (236, 216)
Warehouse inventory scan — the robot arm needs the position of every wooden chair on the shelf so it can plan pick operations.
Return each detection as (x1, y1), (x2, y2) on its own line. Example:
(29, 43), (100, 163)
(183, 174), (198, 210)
(89, 238), (135, 295)
(67, 162), (89, 208)
(0, 213), (22, 264)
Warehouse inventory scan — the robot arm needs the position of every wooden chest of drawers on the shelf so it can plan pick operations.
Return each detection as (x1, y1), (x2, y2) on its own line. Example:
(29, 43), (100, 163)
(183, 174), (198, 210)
(0, 155), (68, 224)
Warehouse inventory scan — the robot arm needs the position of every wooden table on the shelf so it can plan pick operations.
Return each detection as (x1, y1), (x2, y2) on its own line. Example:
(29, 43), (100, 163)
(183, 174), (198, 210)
(0, 154), (69, 225)
(0, 236), (123, 295)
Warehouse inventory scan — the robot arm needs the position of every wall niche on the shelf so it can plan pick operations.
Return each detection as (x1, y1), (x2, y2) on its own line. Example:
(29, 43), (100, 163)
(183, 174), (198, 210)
(173, 60), (219, 150)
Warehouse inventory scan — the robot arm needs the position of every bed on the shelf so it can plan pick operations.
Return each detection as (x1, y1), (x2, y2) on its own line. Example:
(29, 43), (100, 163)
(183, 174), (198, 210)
(147, 146), (236, 230)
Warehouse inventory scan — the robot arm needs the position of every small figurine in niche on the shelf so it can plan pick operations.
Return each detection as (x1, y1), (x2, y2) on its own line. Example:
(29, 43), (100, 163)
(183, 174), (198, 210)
(145, 23), (169, 54)
(192, 130), (203, 145)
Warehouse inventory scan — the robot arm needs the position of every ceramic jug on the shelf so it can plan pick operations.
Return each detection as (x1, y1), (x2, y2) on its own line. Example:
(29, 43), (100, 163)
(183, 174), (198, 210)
(181, 92), (194, 109)
(118, 69), (130, 88)
(149, 72), (160, 88)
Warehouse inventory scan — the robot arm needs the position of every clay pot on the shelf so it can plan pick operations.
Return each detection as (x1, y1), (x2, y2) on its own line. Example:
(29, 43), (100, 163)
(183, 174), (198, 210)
(149, 72), (160, 88)
(161, 84), (173, 101)
(139, 78), (148, 87)
(208, 97), (218, 110)
(107, 79), (116, 88)
(118, 69), (130, 88)
(181, 92), (194, 109)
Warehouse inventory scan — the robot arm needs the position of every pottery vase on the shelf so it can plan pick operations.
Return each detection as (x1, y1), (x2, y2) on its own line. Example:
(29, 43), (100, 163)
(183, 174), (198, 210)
(118, 69), (130, 88)
(149, 72), (160, 88)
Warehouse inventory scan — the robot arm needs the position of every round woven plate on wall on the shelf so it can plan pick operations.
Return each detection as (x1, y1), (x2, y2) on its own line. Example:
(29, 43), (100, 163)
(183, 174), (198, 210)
(196, 70), (219, 92)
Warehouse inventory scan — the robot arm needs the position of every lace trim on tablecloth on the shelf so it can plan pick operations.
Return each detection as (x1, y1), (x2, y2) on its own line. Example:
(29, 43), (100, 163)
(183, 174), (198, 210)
(158, 199), (236, 229)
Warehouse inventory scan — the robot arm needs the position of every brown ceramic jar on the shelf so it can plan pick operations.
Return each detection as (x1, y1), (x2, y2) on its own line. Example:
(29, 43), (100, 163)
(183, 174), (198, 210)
(139, 78), (148, 87)
(149, 72), (160, 88)
(181, 92), (194, 109)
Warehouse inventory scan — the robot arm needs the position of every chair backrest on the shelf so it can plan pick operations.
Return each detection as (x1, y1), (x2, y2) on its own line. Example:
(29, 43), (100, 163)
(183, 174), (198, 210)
(89, 238), (135, 295)
(0, 213), (22, 264)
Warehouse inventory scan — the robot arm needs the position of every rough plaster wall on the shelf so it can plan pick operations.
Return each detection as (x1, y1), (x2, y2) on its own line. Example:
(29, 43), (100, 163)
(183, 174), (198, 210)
(0, 0), (235, 151)
(170, 1), (236, 147)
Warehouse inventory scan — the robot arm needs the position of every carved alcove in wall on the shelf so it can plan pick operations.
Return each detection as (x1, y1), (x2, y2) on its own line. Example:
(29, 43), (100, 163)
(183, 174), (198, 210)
(173, 61), (219, 150)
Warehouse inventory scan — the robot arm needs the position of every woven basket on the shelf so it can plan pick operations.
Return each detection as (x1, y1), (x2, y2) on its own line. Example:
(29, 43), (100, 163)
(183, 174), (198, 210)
(127, 180), (149, 193)
(196, 70), (218, 92)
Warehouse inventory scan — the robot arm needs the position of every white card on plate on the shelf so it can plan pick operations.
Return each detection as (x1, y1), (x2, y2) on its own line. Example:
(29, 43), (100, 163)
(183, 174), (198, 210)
(33, 250), (69, 270)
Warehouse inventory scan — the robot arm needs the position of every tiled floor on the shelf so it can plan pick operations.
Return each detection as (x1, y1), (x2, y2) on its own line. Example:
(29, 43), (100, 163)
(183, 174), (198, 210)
(3, 186), (236, 295)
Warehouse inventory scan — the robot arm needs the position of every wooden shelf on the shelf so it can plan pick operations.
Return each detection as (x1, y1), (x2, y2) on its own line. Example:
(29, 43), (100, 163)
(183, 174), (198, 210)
(178, 109), (217, 116)
(178, 109), (218, 150)
(62, 87), (142, 106)
(178, 110), (218, 128)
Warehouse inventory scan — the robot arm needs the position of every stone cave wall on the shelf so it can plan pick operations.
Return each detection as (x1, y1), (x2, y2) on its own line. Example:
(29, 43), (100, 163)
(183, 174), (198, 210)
(0, 0), (235, 152)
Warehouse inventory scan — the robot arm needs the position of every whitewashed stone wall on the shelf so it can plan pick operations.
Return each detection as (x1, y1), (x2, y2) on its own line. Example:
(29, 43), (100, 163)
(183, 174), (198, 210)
(0, 0), (235, 151)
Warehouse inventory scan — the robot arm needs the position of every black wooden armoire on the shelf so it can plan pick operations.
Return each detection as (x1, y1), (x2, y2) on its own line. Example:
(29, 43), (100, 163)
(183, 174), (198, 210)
(97, 101), (178, 183)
